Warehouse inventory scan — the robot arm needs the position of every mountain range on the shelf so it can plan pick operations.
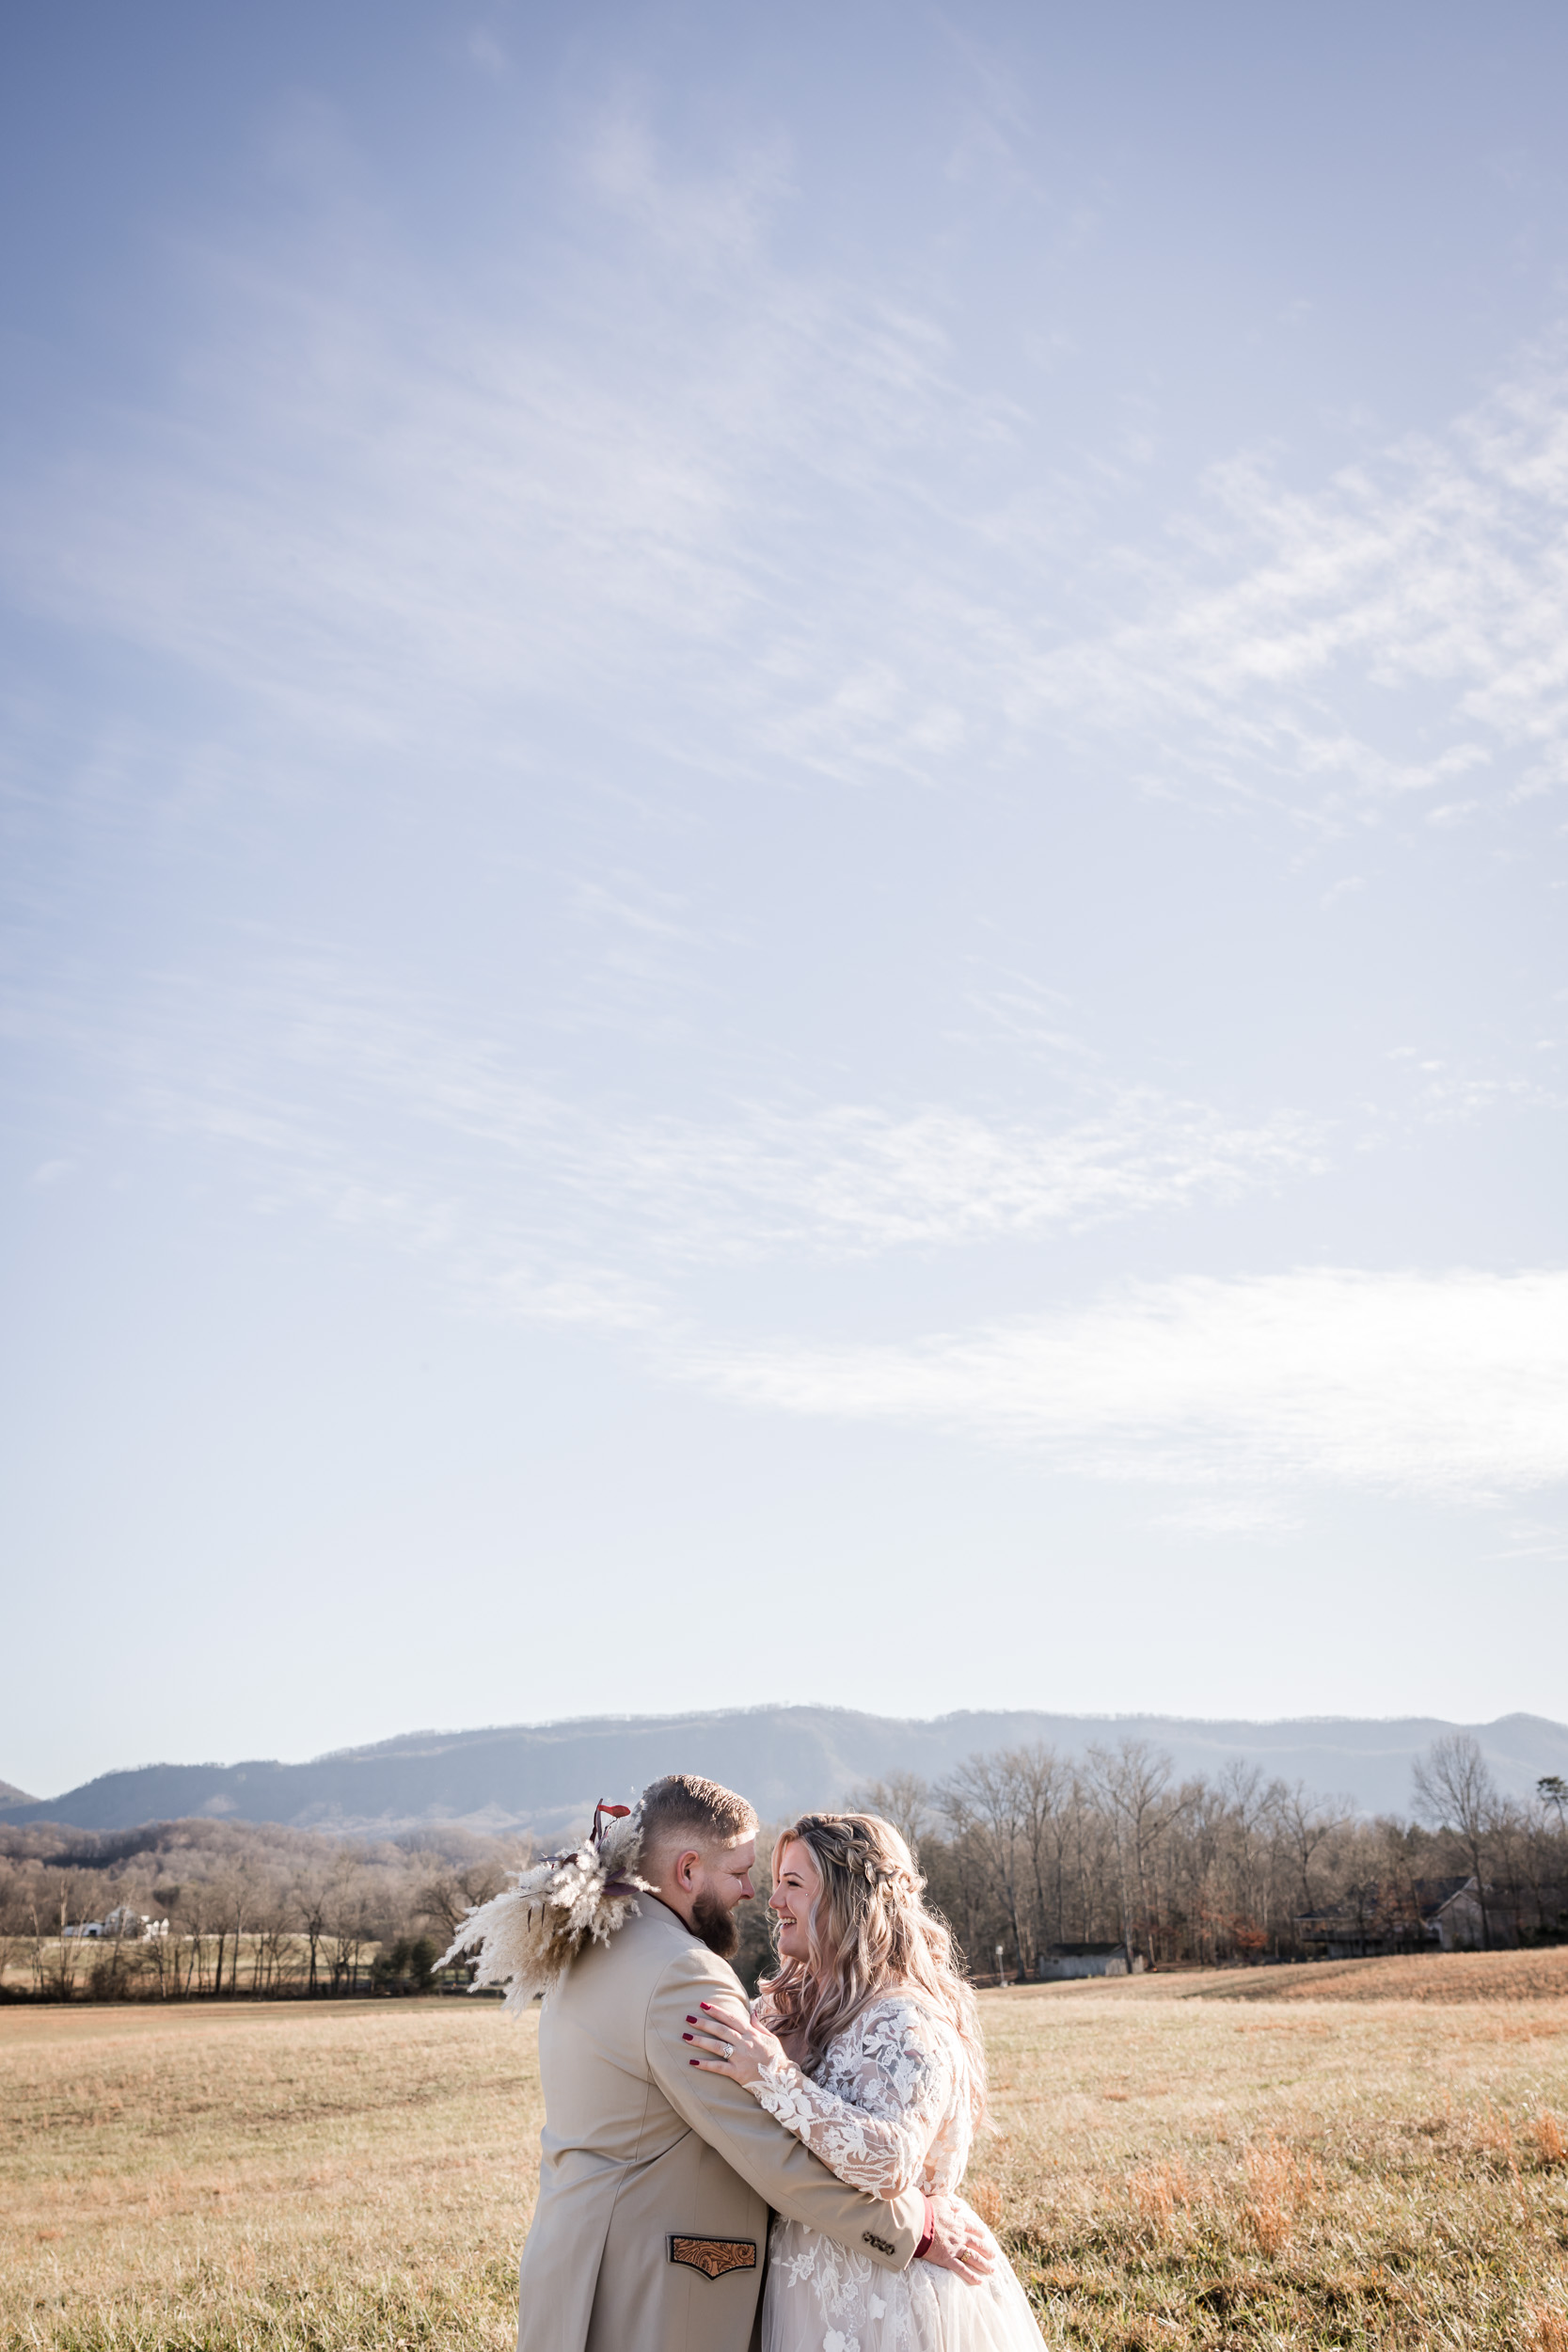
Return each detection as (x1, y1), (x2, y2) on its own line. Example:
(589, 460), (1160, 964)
(5, 1708), (1566, 1838)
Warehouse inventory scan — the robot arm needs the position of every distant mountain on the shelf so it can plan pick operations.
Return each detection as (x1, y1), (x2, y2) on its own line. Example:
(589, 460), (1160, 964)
(0, 1777), (36, 1807)
(5, 1708), (1566, 1837)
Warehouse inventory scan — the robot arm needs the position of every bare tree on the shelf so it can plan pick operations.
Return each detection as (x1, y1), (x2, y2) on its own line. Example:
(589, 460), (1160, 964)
(0, 1865), (28, 1991)
(939, 1754), (1032, 1977)
(1413, 1734), (1499, 1947)
(322, 1857), (376, 1994)
(249, 1882), (297, 1993)
(845, 1774), (933, 1861)
(1004, 1745), (1071, 1961)
(294, 1870), (331, 1993)
(174, 1879), (215, 1994)
(31, 1875), (91, 1998)
(1085, 1739), (1195, 1966)
(206, 1869), (253, 1999)
(1271, 1782), (1353, 1923)
(416, 1860), (509, 1944)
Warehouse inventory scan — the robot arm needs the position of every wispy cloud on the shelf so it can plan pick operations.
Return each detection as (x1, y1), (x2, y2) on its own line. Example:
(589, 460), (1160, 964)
(688, 1266), (1568, 1502)
(93, 963), (1321, 1299)
(0, 105), (990, 769)
(9, 103), (1566, 836)
(1013, 363), (1568, 826)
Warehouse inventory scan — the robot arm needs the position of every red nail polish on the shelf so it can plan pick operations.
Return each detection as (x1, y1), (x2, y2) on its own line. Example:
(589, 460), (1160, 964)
(683, 2033), (692, 2042)
(686, 2016), (696, 2024)
(689, 2058), (697, 2066)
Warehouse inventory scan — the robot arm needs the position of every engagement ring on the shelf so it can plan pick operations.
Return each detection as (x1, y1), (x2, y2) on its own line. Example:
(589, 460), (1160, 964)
(721, 2042), (734, 2060)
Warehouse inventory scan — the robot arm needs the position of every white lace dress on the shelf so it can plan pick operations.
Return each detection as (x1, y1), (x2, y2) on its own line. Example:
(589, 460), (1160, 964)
(746, 1993), (1045, 2352)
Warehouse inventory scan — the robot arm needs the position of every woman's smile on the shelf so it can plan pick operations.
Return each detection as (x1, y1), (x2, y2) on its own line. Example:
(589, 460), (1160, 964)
(768, 1836), (819, 1964)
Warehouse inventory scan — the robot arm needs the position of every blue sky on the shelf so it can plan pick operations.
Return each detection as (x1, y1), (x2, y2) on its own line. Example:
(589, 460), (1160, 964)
(4, 2), (1566, 1797)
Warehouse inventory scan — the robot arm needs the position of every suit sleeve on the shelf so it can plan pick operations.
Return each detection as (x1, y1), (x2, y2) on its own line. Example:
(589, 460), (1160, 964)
(643, 1948), (927, 2273)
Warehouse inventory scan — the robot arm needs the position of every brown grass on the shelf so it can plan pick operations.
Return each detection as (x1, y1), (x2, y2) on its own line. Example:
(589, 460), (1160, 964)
(977, 1962), (1568, 2345)
(0, 1999), (541, 2352)
(4, 1954), (1568, 2349)
(1192, 1945), (1568, 2004)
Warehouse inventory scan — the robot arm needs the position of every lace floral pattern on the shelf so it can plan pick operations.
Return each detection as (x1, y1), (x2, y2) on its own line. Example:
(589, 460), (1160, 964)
(749, 1995), (967, 2197)
(748, 1994), (1045, 2352)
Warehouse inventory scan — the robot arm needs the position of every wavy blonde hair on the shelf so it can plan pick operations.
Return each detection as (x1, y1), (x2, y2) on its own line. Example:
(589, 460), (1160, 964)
(759, 1811), (987, 2127)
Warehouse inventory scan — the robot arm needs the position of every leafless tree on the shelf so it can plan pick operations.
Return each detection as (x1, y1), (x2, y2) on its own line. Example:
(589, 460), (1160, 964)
(1413, 1734), (1499, 1947)
(249, 1882), (297, 1992)
(0, 1863), (34, 1990)
(323, 1857), (376, 1993)
(1085, 1739), (1195, 1965)
(844, 1774), (933, 1861)
(205, 1869), (253, 1998)
(294, 1870), (330, 1993)
(416, 1860), (509, 1944)
(1271, 1781), (1353, 1921)
(938, 1754), (1033, 1976)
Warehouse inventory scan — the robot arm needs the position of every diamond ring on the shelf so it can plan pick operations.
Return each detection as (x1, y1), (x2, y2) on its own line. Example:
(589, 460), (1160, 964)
(721, 2042), (735, 2061)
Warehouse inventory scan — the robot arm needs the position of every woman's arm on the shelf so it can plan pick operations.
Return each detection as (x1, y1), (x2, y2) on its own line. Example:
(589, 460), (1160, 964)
(648, 1962), (929, 2272)
(687, 1998), (954, 2202)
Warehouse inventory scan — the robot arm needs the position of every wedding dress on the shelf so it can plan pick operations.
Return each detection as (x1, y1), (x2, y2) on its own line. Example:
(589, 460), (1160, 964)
(746, 1992), (1046, 2352)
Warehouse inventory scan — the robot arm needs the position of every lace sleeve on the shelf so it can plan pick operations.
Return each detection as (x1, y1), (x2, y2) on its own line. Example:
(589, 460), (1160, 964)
(744, 1999), (956, 2200)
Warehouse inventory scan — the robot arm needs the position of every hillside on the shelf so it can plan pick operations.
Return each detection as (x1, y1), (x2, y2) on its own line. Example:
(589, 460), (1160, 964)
(4, 1707), (1564, 1836)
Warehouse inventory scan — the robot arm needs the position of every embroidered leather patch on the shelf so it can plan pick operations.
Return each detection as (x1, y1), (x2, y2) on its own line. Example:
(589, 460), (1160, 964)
(668, 2235), (757, 2280)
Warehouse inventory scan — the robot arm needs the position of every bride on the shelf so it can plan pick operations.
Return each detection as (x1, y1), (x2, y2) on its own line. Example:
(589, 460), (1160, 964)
(685, 1810), (1046, 2352)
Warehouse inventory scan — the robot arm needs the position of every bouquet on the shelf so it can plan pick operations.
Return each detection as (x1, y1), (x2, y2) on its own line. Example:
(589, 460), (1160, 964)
(439, 1801), (649, 2015)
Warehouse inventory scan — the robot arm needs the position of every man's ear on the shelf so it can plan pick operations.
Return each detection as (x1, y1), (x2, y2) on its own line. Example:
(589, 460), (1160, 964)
(673, 1846), (702, 1890)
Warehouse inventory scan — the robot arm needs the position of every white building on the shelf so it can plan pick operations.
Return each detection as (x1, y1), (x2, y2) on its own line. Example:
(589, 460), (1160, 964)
(62, 1908), (168, 1941)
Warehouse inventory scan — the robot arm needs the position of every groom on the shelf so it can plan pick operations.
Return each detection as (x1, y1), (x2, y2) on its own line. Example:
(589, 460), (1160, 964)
(517, 1772), (993, 2352)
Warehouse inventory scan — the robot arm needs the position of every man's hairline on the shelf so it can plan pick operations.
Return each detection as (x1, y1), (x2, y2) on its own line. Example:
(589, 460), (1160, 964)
(643, 1823), (758, 1864)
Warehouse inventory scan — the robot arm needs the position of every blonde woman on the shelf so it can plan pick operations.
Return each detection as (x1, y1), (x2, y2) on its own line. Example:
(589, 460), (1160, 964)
(684, 1811), (1045, 2352)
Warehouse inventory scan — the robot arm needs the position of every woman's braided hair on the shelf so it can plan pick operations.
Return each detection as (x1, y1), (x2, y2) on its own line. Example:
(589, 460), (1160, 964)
(758, 1811), (986, 2126)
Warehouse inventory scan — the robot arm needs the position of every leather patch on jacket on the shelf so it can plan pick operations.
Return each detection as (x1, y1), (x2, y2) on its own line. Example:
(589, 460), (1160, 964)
(668, 2235), (757, 2280)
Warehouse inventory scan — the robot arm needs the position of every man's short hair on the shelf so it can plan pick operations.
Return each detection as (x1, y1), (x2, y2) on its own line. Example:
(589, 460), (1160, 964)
(640, 1773), (757, 1852)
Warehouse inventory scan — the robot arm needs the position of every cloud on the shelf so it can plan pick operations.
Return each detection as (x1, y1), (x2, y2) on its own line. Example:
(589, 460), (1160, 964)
(687, 1266), (1568, 1502)
(12, 103), (1565, 837)
(0, 107), (990, 771)
(103, 963), (1322, 1294)
(1006, 357), (1568, 825)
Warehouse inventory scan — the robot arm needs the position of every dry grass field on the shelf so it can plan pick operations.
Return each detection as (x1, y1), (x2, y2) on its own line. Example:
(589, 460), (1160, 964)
(4, 1952), (1568, 2351)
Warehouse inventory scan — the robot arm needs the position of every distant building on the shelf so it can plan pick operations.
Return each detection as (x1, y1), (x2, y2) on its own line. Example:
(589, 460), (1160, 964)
(1294, 1876), (1559, 1957)
(1034, 1942), (1140, 1980)
(61, 1908), (168, 1942)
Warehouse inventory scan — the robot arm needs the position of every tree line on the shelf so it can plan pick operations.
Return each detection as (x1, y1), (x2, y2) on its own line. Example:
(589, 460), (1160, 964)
(0, 1817), (531, 2002)
(830, 1731), (1568, 1979)
(3, 1733), (1563, 2001)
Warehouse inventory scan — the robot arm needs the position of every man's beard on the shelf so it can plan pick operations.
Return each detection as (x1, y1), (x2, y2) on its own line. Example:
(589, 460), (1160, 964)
(690, 1889), (740, 1960)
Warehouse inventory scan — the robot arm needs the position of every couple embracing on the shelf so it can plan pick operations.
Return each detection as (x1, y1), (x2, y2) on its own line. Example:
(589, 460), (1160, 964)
(450, 1772), (1044, 2352)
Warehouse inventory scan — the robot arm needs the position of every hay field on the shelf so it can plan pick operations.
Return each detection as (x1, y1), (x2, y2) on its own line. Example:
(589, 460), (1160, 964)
(2, 2000), (537, 2352)
(4, 1954), (1568, 2351)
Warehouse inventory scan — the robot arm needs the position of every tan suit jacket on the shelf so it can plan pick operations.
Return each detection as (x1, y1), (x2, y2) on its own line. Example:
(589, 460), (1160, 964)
(516, 1895), (927, 2352)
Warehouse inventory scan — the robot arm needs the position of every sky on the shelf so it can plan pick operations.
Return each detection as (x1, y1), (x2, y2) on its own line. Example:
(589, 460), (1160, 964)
(3, 2), (1567, 1799)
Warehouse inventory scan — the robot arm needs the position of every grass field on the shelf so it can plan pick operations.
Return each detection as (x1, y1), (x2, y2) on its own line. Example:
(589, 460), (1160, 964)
(4, 1952), (1567, 2350)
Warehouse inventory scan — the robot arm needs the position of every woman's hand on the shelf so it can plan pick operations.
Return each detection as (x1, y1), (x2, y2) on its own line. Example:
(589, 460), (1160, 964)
(922, 2194), (997, 2283)
(682, 1998), (788, 2088)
